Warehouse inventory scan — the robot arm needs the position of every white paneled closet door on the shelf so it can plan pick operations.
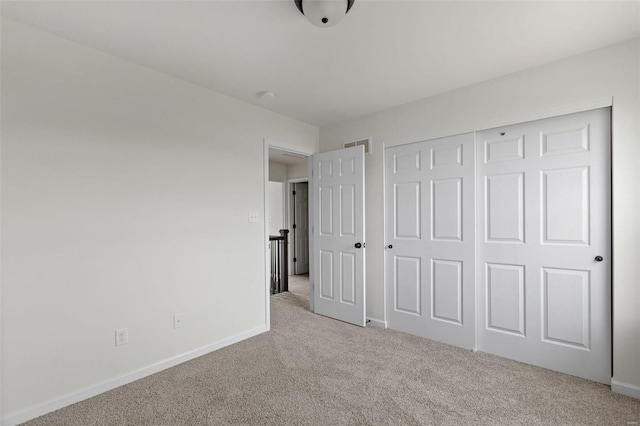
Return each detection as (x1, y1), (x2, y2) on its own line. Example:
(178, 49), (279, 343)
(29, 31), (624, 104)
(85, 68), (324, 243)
(476, 108), (611, 384)
(385, 133), (476, 349)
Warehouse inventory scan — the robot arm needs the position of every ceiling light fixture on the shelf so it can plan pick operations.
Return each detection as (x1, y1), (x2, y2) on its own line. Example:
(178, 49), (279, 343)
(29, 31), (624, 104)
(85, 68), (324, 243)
(294, 0), (355, 28)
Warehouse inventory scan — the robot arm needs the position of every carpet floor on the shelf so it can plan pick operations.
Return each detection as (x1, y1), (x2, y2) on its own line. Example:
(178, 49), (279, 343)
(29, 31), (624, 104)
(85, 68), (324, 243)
(27, 275), (640, 425)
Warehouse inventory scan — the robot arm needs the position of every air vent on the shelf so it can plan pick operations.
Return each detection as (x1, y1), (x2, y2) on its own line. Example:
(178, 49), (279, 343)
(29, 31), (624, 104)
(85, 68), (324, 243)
(343, 137), (372, 154)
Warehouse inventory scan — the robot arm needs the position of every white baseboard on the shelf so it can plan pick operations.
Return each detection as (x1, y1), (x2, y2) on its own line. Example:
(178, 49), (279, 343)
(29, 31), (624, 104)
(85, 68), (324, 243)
(367, 317), (387, 329)
(611, 378), (640, 399)
(2, 325), (268, 426)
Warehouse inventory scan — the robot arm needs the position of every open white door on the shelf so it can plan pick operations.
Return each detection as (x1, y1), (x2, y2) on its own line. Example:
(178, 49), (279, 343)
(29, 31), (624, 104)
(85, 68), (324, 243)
(311, 145), (366, 326)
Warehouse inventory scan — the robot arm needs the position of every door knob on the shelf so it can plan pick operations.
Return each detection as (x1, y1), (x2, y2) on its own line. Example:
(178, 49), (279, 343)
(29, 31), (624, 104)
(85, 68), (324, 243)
(354, 242), (362, 249)
(595, 256), (604, 262)
(387, 245), (393, 249)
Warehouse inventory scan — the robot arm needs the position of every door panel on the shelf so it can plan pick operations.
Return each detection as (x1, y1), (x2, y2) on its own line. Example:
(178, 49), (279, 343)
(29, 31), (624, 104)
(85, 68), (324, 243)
(395, 182), (421, 239)
(542, 167), (589, 245)
(485, 173), (524, 242)
(431, 178), (462, 241)
(395, 256), (421, 315)
(319, 250), (333, 299)
(432, 259), (462, 324)
(312, 146), (366, 326)
(340, 184), (356, 236)
(319, 187), (333, 235)
(385, 133), (476, 349)
(340, 252), (356, 304)
(477, 108), (611, 384)
(542, 267), (590, 348)
(486, 263), (525, 336)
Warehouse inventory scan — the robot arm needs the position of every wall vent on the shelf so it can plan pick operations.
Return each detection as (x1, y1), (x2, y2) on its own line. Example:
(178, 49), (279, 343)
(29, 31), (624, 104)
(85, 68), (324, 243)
(343, 137), (372, 154)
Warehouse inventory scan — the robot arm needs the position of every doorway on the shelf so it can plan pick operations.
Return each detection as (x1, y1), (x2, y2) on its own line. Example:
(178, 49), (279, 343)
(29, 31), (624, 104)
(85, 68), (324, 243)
(264, 142), (311, 325)
(266, 148), (310, 276)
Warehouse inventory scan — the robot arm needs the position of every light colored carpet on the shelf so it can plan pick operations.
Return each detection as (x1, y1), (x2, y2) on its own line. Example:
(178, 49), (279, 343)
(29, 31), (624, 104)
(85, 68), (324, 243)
(27, 274), (640, 425)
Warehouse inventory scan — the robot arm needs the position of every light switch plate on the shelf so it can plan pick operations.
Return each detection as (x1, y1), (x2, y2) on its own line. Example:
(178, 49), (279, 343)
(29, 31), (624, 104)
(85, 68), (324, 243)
(173, 314), (184, 329)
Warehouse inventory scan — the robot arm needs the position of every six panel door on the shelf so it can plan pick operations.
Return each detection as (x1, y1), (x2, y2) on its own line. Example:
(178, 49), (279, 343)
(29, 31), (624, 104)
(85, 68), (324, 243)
(476, 108), (611, 384)
(385, 133), (476, 349)
(312, 145), (366, 326)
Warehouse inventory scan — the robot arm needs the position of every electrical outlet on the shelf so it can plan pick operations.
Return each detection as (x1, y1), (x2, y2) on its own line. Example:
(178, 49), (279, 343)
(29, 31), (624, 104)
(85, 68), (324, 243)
(248, 211), (259, 223)
(173, 314), (184, 329)
(115, 328), (128, 346)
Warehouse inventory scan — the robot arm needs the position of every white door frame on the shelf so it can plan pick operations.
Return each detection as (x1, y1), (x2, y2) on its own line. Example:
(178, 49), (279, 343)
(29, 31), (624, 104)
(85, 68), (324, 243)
(287, 178), (309, 274)
(263, 139), (312, 330)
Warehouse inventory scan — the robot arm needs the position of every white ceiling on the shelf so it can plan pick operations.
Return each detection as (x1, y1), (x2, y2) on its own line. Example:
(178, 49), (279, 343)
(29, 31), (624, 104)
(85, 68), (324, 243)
(2, 1), (638, 127)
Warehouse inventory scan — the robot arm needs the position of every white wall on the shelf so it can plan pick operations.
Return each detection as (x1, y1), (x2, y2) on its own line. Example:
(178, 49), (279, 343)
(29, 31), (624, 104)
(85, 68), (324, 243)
(267, 181), (284, 236)
(268, 160), (308, 182)
(0, 18), (318, 421)
(286, 161), (308, 180)
(268, 161), (287, 182)
(320, 39), (640, 394)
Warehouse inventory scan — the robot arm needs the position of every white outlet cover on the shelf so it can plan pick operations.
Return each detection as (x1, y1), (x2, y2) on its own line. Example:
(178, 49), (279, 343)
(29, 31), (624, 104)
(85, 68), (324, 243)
(248, 211), (259, 223)
(115, 328), (128, 346)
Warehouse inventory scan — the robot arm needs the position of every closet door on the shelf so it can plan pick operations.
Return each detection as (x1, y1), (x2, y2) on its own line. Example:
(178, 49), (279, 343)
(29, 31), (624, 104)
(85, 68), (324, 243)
(476, 108), (611, 384)
(385, 133), (476, 349)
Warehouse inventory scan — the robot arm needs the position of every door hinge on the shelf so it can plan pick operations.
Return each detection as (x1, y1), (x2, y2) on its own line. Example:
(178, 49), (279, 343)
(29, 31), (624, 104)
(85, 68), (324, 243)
(293, 190), (296, 195)
(293, 224), (297, 229)
(293, 257), (297, 262)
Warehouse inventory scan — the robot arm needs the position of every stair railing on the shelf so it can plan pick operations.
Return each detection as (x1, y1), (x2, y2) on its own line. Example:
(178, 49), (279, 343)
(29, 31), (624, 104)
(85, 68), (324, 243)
(269, 229), (289, 294)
